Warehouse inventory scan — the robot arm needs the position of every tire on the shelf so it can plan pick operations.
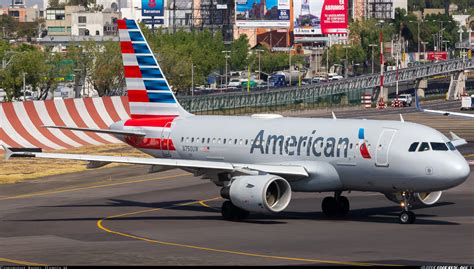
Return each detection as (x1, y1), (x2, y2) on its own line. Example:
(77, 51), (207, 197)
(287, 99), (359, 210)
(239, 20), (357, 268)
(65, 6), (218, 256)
(221, 201), (234, 220)
(399, 211), (416, 224)
(338, 196), (350, 216)
(322, 197), (338, 217)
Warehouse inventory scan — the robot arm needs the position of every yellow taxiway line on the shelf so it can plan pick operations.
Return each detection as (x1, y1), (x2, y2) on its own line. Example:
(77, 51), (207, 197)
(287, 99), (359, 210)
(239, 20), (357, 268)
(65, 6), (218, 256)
(0, 173), (190, 201)
(0, 257), (46, 266)
(97, 198), (400, 266)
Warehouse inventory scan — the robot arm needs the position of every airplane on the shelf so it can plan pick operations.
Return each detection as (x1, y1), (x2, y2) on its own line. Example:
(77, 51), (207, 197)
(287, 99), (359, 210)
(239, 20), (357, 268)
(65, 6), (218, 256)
(415, 89), (474, 118)
(2, 19), (470, 224)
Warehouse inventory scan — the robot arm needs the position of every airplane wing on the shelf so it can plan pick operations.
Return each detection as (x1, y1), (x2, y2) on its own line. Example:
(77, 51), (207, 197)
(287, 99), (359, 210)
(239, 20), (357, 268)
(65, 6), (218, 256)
(415, 91), (474, 118)
(42, 126), (146, 136)
(2, 146), (309, 178)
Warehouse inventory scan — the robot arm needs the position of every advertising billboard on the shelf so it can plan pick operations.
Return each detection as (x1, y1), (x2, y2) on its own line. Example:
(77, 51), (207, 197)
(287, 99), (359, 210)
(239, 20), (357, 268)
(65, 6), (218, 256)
(293, 0), (348, 36)
(427, 51), (448, 61)
(142, 0), (165, 23)
(235, 0), (290, 28)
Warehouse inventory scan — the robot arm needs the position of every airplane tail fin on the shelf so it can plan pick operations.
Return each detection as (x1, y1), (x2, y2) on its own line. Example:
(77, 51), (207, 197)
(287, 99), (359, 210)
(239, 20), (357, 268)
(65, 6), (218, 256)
(117, 19), (190, 119)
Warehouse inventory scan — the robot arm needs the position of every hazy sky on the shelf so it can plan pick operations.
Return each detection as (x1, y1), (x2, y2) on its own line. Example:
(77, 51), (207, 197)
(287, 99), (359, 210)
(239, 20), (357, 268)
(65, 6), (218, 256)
(0, 0), (43, 8)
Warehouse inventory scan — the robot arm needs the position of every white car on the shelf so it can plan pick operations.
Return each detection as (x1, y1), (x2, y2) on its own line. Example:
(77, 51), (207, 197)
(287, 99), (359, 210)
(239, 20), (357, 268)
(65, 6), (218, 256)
(397, 94), (413, 107)
(227, 78), (242, 88)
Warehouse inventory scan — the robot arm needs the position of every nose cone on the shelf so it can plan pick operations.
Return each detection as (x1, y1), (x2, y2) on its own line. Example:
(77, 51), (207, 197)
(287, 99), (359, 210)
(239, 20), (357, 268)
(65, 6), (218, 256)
(447, 155), (470, 188)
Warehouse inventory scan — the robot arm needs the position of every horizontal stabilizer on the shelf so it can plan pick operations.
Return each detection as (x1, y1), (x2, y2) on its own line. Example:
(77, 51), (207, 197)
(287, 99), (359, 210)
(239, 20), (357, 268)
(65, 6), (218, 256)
(42, 125), (146, 136)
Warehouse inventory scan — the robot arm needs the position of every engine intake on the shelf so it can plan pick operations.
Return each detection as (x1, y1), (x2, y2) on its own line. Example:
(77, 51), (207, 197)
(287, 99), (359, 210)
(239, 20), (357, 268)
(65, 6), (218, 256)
(384, 191), (442, 206)
(229, 174), (292, 214)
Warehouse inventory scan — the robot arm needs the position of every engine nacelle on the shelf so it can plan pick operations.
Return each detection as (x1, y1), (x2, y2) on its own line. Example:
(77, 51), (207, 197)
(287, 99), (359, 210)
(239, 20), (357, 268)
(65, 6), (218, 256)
(229, 174), (292, 214)
(384, 191), (443, 206)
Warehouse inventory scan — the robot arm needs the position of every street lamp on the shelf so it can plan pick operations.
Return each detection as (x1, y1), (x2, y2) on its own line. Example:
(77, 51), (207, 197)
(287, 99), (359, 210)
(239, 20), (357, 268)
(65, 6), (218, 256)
(421, 41), (428, 61)
(255, 49), (264, 81)
(191, 63), (195, 97)
(222, 50), (231, 88)
(22, 72), (27, 101)
(343, 45), (351, 78)
(288, 45), (293, 86)
(408, 20), (422, 58)
(368, 44), (376, 74)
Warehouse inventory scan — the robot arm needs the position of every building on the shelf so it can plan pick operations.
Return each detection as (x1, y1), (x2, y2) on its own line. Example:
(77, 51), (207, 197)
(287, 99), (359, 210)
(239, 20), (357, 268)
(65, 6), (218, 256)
(0, 4), (39, 22)
(360, 0), (407, 20)
(71, 9), (120, 36)
(45, 6), (85, 36)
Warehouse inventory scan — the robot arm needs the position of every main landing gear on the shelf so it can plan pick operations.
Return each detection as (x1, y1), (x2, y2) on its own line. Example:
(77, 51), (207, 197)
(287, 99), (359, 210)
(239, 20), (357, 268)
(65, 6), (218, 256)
(221, 200), (249, 221)
(398, 192), (416, 224)
(321, 191), (350, 217)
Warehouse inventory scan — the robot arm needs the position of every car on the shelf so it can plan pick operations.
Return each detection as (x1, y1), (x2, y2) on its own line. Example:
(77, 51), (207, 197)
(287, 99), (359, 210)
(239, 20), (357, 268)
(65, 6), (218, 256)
(397, 94), (413, 107)
(227, 78), (242, 88)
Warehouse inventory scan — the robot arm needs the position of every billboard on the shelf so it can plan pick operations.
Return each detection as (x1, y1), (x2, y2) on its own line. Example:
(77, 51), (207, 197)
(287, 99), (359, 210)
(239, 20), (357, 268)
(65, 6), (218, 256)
(142, 0), (165, 21)
(293, 0), (348, 36)
(427, 51), (448, 61)
(235, 0), (291, 28)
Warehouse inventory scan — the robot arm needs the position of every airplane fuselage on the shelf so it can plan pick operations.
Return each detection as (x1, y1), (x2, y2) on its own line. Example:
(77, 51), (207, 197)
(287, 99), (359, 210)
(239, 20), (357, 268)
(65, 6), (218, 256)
(111, 115), (469, 194)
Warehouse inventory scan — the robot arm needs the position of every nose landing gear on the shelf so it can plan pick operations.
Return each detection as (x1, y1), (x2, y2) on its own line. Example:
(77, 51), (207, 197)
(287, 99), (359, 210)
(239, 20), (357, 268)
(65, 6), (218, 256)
(399, 192), (416, 224)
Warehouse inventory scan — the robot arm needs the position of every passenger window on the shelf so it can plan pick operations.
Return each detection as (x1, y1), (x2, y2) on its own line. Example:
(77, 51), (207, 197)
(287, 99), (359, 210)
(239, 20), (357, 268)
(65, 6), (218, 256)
(191, 137), (194, 143)
(207, 138), (210, 144)
(186, 137), (189, 143)
(202, 138), (205, 143)
(350, 143), (353, 149)
(212, 138), (215, 144)
(418, 142), (430, 152)
(181, 137), (184, 142)
(223, 139), (227, 144)
(408, 142), (419, 152)
(446, 142), (456, 151)
(234, 139), (237, 144)
(245, 139), (248, 145)
(431, 142), (448, 151)
(218, 138), (221, 144)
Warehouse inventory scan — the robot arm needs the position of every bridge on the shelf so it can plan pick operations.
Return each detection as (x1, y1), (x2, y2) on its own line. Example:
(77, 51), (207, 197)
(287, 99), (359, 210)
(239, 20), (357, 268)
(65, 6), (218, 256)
(177, 58), (474, 114)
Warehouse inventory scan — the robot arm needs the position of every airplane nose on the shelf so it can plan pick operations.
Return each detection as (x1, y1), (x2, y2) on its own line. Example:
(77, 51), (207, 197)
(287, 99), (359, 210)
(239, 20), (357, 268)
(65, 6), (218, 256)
(449, 156), (470, 187)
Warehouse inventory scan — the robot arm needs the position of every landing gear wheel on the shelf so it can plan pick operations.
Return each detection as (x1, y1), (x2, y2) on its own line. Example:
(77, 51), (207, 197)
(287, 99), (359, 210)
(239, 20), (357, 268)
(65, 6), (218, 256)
(339, 196), (350, 216)
(221, 201), (249, 221)
(322, 197), (338, 217)
(399, 211), (416, 224)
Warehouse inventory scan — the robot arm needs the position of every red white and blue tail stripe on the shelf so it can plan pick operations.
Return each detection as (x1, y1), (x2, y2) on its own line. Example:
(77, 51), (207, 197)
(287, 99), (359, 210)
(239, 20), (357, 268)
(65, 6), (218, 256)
(118, 19), (189, 119)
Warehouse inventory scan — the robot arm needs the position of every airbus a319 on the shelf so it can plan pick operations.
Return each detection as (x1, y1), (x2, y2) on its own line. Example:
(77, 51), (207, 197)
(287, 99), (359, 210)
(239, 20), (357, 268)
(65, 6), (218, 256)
(3, 19), (470, 224)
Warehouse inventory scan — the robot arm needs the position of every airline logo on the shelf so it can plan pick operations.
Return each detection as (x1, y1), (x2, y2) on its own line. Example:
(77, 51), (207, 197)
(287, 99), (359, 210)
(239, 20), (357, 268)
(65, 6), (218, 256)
(118, 19), (180, 118)
(358, 128), (371, 159)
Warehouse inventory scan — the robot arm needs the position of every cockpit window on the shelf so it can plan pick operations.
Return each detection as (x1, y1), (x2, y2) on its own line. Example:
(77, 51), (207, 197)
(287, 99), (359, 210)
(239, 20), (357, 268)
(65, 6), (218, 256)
(430, 142), (448, 151)
(408, 142), (419, 152)
(446, 142), (456, 151)
(418, 142), (430, 152)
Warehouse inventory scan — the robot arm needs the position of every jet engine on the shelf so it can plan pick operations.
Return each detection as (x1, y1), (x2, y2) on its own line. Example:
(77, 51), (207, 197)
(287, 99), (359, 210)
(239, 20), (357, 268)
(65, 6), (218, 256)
(224, 174), (292, 214)
(384, 191), (442, 206)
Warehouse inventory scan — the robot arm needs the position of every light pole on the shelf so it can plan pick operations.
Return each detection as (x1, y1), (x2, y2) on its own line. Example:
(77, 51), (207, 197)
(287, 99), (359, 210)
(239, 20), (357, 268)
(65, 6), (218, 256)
(22, 72), (27, 101)
(409, 20), (422, 59)
(222, 50), (231, 88)
(288, 45), (293, 86)
(421, 41), (428, 61)
(343, 45), (350, 78)
(191, 63), (195, 96)
(368, 44), (376, 74)
(255, 49), (264, 81)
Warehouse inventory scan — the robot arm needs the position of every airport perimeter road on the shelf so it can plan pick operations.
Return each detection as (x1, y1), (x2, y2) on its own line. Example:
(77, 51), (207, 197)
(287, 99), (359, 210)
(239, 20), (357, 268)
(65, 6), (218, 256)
(1, 106), (473, 266)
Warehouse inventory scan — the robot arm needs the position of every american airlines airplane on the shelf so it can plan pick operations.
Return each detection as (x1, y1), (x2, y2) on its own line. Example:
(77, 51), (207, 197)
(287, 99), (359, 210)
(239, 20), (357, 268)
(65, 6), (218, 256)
(3, 19), (471, 224)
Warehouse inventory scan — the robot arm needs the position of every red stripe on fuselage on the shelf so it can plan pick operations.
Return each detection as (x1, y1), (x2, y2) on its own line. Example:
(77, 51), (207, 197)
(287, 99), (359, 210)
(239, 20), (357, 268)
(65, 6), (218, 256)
(124, 136), (175, 151)
(128, 90), (150, 103)
(124, 116), (177, 127)
(124, 66), (142, 78)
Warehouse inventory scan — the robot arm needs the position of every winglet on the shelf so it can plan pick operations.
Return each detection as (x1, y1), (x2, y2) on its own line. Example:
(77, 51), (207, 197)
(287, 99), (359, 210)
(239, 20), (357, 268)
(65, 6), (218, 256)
(449, 131), (468, 147)
(399, 114), (405, 122)
(414, 89), (424, 112)
(2, 145), (13, 160)
(332, 111), (337, 120)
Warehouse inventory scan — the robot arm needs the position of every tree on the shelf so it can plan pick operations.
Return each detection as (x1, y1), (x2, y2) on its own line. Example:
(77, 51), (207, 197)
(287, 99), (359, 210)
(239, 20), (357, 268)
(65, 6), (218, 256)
(229, 34), (250, 71)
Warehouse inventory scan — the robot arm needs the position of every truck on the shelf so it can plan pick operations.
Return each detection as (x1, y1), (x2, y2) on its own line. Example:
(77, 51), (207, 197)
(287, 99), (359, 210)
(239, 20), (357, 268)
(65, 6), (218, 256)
(269, 71), (302, 87)
(461, 95), (474, 110)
